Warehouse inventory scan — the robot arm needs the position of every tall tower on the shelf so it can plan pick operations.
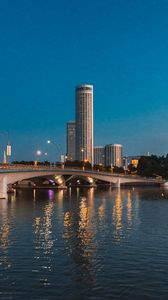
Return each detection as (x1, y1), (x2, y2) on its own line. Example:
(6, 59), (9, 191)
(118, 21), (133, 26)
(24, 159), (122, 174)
(75, 84), (93, 164)
(66, 121), (76, 161)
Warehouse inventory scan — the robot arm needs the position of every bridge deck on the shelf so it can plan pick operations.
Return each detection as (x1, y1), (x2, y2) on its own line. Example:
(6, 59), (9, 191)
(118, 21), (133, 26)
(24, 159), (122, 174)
(0, 165), (164, 184)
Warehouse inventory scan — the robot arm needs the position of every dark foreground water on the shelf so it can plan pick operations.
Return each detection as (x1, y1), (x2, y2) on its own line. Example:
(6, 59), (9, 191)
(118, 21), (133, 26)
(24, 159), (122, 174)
(1, 187), (168, 300)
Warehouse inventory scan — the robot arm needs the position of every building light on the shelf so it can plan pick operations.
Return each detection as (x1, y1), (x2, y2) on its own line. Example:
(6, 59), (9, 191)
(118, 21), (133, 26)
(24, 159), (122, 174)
(7, 144), (11, 157)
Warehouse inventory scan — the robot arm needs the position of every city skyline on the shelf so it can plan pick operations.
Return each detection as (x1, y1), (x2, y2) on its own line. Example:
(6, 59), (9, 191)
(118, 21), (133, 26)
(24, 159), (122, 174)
(1, 0), (168, 160)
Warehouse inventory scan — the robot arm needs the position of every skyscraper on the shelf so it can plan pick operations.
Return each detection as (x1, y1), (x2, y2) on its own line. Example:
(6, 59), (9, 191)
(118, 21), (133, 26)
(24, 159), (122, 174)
(105, 144), (123, 167)
(94, 146), (105, 165)
(66, 121), (76, 161)
(75, 84), (93, 164)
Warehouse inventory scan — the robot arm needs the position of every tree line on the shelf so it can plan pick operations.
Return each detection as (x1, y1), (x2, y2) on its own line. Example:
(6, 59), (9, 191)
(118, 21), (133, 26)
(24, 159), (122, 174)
(11, 155), (168, 178)
(137, 155), (168, 178)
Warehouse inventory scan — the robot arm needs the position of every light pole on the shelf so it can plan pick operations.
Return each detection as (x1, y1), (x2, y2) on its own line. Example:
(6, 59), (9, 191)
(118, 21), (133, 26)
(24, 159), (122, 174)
(46, 139), (64, 165)
(111, 164), (114, 173)
(81, 148), (84, 160)
(81, 148), (84, 170)
(35, 150), (42, 166)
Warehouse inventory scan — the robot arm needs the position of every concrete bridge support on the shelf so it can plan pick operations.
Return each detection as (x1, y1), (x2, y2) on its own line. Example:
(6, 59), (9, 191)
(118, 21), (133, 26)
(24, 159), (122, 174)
(114, 179), (121, 188)
(0, 175), (7, 199)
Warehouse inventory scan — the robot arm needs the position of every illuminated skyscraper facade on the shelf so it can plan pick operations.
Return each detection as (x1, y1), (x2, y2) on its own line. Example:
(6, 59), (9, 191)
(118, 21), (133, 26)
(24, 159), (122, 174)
(105, 144), (123, 167)
(75, 84), (93, 164)
(66, 121), (76, 161)
(94, 146), (105, 165)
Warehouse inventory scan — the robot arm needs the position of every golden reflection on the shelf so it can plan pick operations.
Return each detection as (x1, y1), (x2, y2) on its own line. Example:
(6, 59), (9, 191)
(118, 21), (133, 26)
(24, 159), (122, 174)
(63, 211), (74, 239)
(56, 190), (64, 216)
(64, 211), (71, 227)
(127, 190), (132, 227)
(0, 224), (10, 251)
(87, 187), (94, 207)
(33, 189), (36, 201)
(35, 217), (41, 226)
(57, 190), (64, 204)
(62, 192), (96, 284)
(98, 198), (106, 222)
(33, 200), (54, 283)
(133, 189), (140, 224)
(76, 187), (80, 199)
(112, 189), (123, 240)
(78, 195), (96, 258)
(79, 197), (88, 231)
(34, 201), (54, 254)
(63, 190), (96, 256)
(43, 202), (54, 250)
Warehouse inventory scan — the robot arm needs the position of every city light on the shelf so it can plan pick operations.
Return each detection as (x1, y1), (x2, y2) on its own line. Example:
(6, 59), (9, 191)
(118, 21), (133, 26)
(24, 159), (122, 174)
(46, 140), (64, 162)
(36, 150), (42, 156)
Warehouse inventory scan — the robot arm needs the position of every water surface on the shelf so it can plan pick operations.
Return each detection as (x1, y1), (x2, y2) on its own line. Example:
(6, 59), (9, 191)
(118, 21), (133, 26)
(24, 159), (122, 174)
(1, 187), (168, 299)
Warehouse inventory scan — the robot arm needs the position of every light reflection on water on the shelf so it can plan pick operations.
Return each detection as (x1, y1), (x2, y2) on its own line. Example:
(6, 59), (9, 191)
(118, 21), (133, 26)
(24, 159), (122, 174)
(1, 187), (168, 299)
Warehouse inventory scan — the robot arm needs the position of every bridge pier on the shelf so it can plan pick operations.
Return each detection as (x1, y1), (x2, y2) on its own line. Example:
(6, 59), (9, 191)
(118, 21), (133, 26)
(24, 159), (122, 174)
(114, 179), (120, 188)
(0, 175), (7, 199)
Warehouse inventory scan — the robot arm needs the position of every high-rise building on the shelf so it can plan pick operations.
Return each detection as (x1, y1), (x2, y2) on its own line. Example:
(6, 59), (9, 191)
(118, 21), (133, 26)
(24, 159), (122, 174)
(105, 144), (123, 167)
(66, 121), (76, 161)
(94, 146), (105, 165)
(75, 84), (93, 164)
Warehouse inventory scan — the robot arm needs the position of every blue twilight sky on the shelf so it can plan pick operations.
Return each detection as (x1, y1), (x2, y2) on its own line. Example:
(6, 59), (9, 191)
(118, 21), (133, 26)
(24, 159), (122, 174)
(0, 0), (168, 161)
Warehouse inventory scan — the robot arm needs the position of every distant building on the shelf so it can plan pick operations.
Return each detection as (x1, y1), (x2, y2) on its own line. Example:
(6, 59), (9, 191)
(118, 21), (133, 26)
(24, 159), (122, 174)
(75, 84), (93, 164)
(126, 156), (141, 166)
(105, 144), (123, 167)
(131, 159), (139, 168)
(123, 156), (128, 170)
(94, 146), (105, 165)
(66, 121), (76, 161)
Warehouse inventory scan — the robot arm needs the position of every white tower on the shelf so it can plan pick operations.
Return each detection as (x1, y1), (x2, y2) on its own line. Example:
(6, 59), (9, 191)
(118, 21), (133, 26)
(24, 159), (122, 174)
(75, 84), (93, 164)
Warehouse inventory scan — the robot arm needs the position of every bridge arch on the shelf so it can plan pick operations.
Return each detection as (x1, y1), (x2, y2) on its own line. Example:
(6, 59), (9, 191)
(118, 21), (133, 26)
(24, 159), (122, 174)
(0, 167), (163, 198)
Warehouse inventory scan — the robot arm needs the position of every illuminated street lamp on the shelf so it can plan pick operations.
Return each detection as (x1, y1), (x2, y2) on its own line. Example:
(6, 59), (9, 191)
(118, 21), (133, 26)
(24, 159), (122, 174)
(46, 139), (63, 163)
(36, 150), (42, 156)
(81, 148), (85, 170)
(81, 148), (84, 161)
(35, 150), (42, 166)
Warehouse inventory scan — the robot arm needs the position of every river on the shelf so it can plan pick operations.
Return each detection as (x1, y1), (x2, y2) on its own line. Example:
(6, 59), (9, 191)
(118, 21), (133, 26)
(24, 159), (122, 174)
(1, 187), (168, 299)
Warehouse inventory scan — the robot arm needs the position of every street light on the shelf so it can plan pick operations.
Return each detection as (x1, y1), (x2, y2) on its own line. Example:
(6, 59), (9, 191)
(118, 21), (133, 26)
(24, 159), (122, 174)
(35, 150), (42, 166)
(36, 150), (42, 156)
(81, 148), (84, 160)
(46, 139), (64, 164)
(81, 148), (85, 170)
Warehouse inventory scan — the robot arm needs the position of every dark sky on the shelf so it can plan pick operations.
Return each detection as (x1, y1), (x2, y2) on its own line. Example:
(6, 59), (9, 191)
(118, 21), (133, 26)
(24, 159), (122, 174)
(1, 0), (168, 161)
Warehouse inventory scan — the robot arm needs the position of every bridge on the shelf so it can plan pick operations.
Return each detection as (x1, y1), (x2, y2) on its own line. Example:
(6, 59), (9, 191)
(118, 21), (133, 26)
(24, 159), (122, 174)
(0, 165), (164, 198)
